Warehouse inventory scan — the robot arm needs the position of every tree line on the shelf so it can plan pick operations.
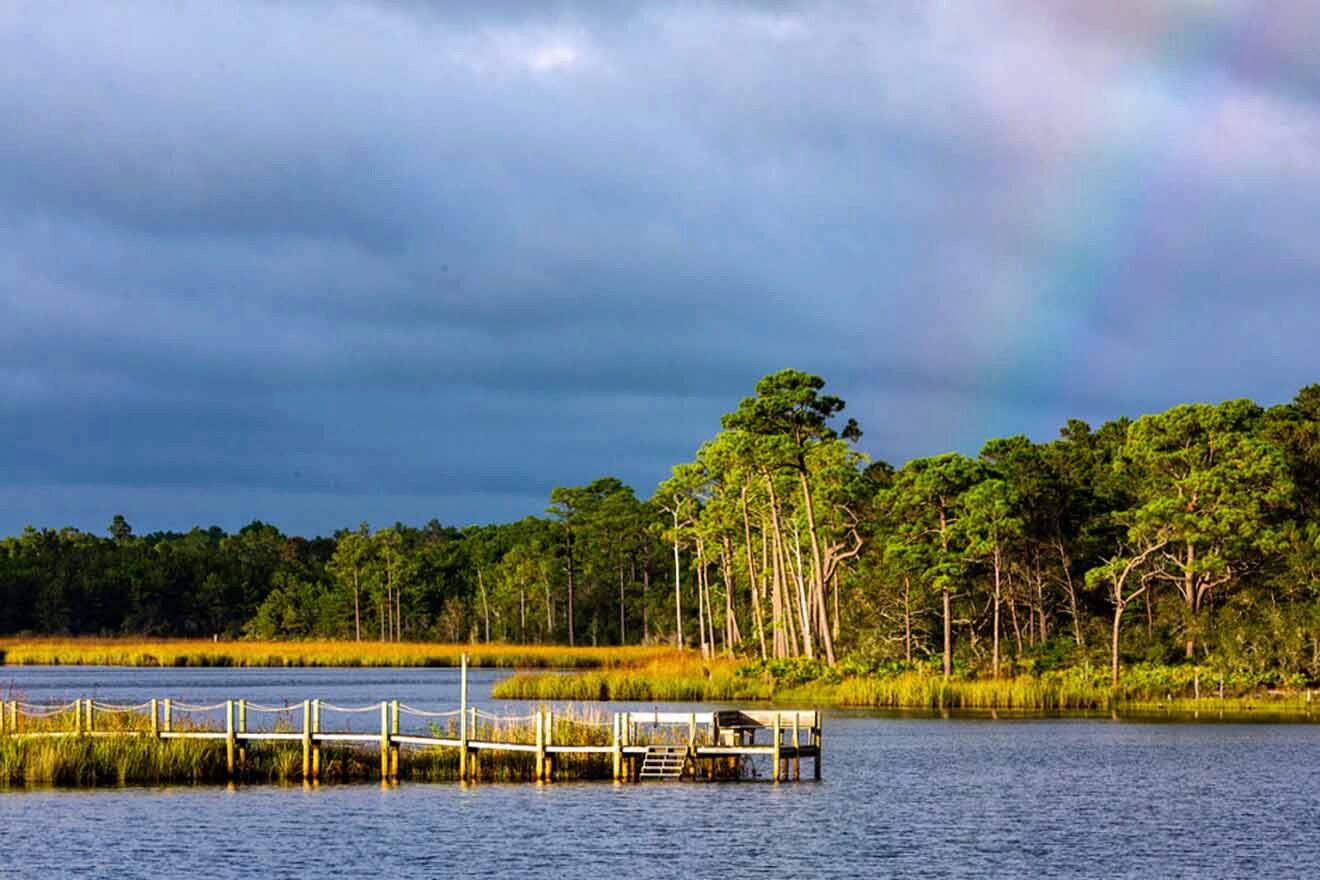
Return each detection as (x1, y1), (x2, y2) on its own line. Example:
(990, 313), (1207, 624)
(3, 370), (1318, 684)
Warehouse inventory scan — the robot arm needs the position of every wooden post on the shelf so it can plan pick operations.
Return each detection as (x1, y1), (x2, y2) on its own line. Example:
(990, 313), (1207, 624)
(535, 708), (546, 782)
(772, 714), (781, 783)
(237, 700), (247, 769)
(301, 699), (311, 781)
(792, 713), (800, 781)
(85, 698), (93, 734)
(379, 701), (390, 780)
(459, 653), (469, 781)
(814, 716), (822, 781)
(10, 700), (17, 735)
(311, 699), (321, 781)
(612, 713), (622, 781)
(163, 699), (172, 734)
(149, 699), (159, 738)
(688, 712), (696, 748)
(545, 709), (554, 782)
(225, 700), (235, 779)
(390, 700), (400, 781)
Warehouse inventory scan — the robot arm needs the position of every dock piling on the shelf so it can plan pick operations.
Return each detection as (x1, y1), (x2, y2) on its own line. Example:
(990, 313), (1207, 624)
(237, 700), (247, 770)
(225, 700), (235, 779)
(311, 699), (321, 781)
(390, 700), (400, 780)
(301, 699), (311, 781)
(379, 701), (390, 780)
(459, 653), (469, 781)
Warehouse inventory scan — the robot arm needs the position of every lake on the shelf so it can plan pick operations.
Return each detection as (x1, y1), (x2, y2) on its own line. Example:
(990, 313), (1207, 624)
(4, 666), (1320, 878)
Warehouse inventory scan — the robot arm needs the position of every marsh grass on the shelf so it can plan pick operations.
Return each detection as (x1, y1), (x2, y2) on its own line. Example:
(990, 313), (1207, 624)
(0, 638), (677, 669)
(492, 655), (1320, 715)
(491, 654), (764, 702)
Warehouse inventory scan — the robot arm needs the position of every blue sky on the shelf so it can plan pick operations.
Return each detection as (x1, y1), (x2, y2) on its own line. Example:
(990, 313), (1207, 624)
(2, 1), (1317, 536)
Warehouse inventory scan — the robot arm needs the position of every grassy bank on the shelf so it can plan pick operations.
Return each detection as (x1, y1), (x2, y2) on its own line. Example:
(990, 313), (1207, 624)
(492, 657), (1320, 714)
(0, 638), (676, 669)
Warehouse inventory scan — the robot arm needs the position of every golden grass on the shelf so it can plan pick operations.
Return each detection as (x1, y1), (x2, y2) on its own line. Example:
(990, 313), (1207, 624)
(492, 654), (768, 701)
(493, 655), (1320, 715)
(0, 638), (678, 669)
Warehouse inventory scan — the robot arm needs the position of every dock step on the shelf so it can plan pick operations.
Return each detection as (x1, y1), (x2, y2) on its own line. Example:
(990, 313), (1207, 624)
(639, 745), (688, 780)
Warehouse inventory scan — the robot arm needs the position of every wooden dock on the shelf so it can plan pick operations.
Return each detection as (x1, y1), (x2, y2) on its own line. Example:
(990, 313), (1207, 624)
(1, 699), (819, 783)
(1, 655), (818, 784)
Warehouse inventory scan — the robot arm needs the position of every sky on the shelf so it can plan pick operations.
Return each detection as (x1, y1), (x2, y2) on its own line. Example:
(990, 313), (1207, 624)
(2, 1), (1318, 537)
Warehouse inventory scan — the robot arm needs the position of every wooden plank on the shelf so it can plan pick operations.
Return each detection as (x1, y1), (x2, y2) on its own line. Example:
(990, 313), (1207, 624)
(469, 741), (538, 753)
(717, 709), (819, 729)
(390, 734), (462, 747)
(313, 733), (382, 743)
(238, 732), (304, 742)
(160, 731), (229, 741)
(545, 745), (612, 755)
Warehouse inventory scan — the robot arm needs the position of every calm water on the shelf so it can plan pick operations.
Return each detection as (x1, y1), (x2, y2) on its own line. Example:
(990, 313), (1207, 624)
(4, 666), (1320, 878)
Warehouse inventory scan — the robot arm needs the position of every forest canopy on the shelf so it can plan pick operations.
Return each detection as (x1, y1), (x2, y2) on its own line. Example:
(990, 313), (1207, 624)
(4, 370), (1319, 686)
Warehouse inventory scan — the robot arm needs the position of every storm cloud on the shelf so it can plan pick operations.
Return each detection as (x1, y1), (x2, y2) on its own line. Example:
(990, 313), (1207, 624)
(3, 1), (1318, 535)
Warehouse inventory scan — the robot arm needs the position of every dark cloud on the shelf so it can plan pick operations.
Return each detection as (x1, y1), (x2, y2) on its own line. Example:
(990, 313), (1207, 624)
(1, 1), (1317, 535)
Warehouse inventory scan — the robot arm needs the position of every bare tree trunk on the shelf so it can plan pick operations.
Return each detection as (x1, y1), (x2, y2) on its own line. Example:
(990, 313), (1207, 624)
(741, 488), (767, 661)
(1007, 574), (1024, 656)
(789, 522), (814, 659)
(765, 472), (802, 657)
(696, 541), (708, 659)
(831, 571), (840, 644)
(642, 553), (651, 643)
(1111, 602), (1125, 687)
(940, 509), (952, 678)
(721, 538), (740, 654)
(797, 468), (835, 664)
(1057, 539), (1084, 648)
(352, 569), (361, 643)
(902, 576), (914, 664)
(478, 568), (490, 644)
(1184, 544), (1196, 660)
(565, 533), (576, 647)
(618, 564), (626, 645)
(992, 544), (1002, 679)
(671, 507), (683, 649)
(544, 575), (554, 636)
(943, 587), (952, 678)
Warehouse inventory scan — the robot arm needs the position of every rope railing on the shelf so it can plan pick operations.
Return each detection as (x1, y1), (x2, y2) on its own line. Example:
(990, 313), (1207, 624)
(14, 701), (80, 717)
(90, 701), (153, 713)
(397, 705), (462, 718)
(474, 709), (537, 723)
(319, 702), (383, 714)
(171, 702), (227, 713)
(244, 703), (299, 713)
